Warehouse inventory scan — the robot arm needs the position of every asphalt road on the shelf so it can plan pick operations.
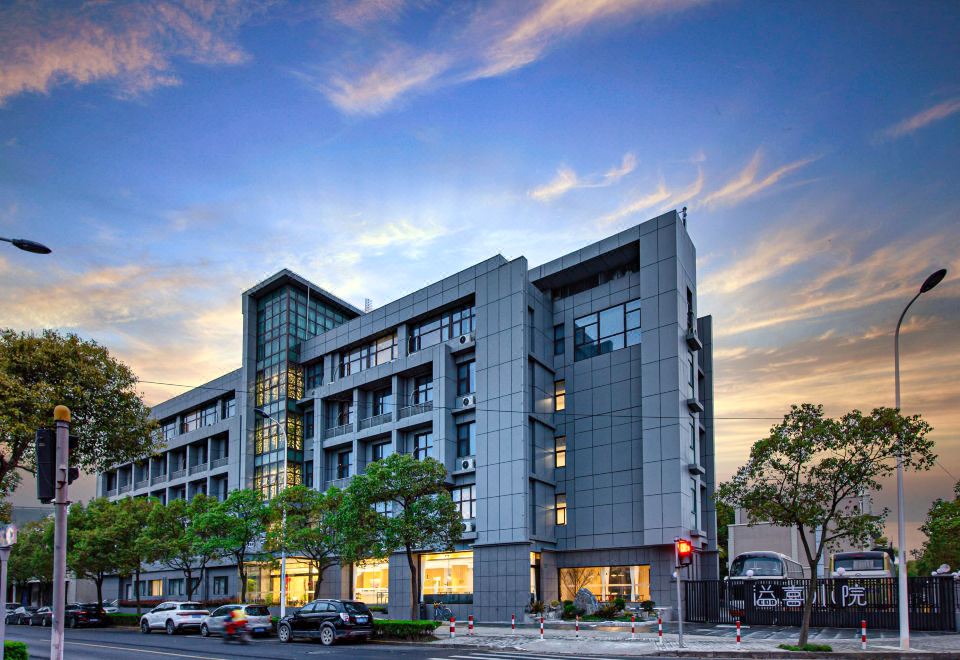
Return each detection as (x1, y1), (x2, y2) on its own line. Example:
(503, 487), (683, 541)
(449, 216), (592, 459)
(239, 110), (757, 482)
(3, 625), (637, 660)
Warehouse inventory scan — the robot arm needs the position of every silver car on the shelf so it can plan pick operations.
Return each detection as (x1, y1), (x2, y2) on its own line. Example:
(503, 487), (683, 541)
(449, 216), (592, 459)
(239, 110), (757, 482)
(200, 604), (273, 637)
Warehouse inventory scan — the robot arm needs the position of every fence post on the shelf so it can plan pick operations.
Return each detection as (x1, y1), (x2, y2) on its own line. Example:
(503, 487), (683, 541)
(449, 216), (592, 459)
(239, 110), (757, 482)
(450, 616), (455, 639)
(511, 613), (515, 634)
(631, 613), (635, 641)
(539, 615), (544, 640)
(468, 615), (474, 636)
(861, 619), (866, 650)
(658, 613), (663, 646)
(575, 614), (579, 638)
(736, 618), (741, 649)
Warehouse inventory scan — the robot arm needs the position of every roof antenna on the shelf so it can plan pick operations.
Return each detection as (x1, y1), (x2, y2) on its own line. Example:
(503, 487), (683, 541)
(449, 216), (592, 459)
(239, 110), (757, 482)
(364, 298), (372, 313)
(681, 206), (688, 227)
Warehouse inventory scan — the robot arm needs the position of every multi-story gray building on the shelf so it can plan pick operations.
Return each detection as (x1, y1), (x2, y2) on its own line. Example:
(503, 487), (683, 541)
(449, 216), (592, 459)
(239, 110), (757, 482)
(100, 209), (717, 620)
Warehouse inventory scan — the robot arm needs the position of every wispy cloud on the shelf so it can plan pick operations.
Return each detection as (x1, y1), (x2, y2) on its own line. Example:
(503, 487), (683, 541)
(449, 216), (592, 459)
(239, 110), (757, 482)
(596, 167), (703, 227)
(528, 152), (637, 202)
(0, 1), (270, 106)
(354, 218), (450, 250)
(308, 0), (706, 115)
(329, 0), (408, 28)
(701, 149), (818, 207)
(878, 97), (960, 141)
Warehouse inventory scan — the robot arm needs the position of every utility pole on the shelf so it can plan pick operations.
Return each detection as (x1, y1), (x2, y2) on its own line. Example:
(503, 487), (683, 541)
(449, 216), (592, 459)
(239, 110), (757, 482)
(0, 525), (18, 651)
(50, 405), (71, 660)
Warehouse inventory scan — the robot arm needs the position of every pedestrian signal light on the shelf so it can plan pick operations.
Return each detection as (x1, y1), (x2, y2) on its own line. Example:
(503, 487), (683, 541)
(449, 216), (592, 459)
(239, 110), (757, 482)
(677, 538), (693, 566)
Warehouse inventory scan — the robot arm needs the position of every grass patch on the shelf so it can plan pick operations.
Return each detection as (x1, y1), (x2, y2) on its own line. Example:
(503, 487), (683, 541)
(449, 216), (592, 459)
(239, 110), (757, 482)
(777, 643), (833, 652)
(372, 619), (441, 641)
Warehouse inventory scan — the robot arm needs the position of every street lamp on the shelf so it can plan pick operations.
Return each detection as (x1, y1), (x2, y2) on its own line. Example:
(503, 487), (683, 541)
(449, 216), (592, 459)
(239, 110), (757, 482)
(254, 407), (289, 618)
(893, 267), (947, 651)
(0, 236), (51, 254)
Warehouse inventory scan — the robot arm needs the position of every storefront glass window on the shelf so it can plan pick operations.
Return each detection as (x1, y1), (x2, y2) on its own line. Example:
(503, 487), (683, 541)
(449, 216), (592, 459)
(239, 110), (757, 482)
(353, 560), (389, 605)
(421, 551), (473, 604)
(559, 565), (651, 602)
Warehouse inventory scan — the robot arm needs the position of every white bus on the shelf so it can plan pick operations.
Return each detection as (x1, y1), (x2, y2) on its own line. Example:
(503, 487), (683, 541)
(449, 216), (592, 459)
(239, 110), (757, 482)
(726, 552), (806, 615)
(830, 550), (894, 578)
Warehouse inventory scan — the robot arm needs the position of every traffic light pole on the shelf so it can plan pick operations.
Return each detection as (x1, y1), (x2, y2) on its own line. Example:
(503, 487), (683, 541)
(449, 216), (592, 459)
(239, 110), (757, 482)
(675, 538), (684, 648)
(50, 405), (71, 660)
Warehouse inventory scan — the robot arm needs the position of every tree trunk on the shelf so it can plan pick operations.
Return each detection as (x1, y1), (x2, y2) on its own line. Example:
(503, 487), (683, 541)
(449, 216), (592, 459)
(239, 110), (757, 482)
(313, 561), (324, 600)
(185, 566), (194, 600)
(236, 551), (246, 602)
(406, 545), (418, 621)
(799, 569), (818, 647)
(134, 567), (141, 616)
(95, 575), (104, 612)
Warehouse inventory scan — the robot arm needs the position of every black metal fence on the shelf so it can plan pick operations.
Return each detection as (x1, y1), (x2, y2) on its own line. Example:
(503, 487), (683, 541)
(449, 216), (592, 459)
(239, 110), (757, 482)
(685, 577), (957, 631)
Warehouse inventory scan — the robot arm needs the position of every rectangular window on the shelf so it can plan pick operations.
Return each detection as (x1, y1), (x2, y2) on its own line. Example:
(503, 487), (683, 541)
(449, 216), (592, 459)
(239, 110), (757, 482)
(559, 565), (650, 602)
(201, 404), (218, 427)
(222, 397), (236, 419)
(336, 450), (352, 479)
(456, 422), (476, 458)
(555, 493), (567, 525)
(689, 354), (697, 393)
(574, 299), (641, 360)
(338, 333), (398, 378)
(528, 307), (535, 351)
(689, 416), (696, 453)
(408, 303), (476, 353)
(168, 578), (184, 596)
(456, 361), (476, 396)
(412, 431), (433, 461)
(691, 481), (698, 529)
(181, 409), (202, 434)
(553, 324), (565, 355)
(451, 484), (476, 519)
(413, 376), (434, 405)
(305, 362), (323, 389)
(372, 441), (391, 463)
(421, 551), (473, 602)
(554, 380), (566, 412)
(304, 409), (315, 439)
(161, 420), (177, 441)
(333, 400), (355, 427)
(304, 460), (313, 487)
(555, 436), (566, 468)
(353, 560), (389, 605)
(373, 388), (393, 416)
(148, 579), (162, 597)
(213, 576), (229, 596)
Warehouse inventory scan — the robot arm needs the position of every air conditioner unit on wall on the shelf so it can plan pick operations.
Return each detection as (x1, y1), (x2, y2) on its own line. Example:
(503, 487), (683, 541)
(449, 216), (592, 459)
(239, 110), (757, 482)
(458, 332), (475, 345)
(460, 457), (476, 471)
(460, 395), (476, 408)
(463, 520), (476, 532)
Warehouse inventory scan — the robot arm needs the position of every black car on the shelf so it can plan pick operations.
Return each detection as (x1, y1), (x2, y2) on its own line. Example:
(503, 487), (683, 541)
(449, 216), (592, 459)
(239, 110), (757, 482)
(8, 606), (37, 625)
(277, 599), (373, 646)
(27, 607), (52, 627)
(64, 603), (106, 628)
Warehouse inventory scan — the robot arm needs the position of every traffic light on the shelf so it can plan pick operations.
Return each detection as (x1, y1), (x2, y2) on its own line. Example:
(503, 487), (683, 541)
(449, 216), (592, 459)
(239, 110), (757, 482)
(676, 538), (694, 566)
(35, 430), (80, 503)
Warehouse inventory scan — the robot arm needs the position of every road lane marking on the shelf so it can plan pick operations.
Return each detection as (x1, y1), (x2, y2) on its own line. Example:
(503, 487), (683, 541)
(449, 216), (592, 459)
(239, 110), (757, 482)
(66, 641), (226, 659)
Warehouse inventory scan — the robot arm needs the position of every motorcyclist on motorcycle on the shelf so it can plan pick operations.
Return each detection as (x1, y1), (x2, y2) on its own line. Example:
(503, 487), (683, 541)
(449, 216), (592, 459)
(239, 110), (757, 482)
(224, 607), (250, 644)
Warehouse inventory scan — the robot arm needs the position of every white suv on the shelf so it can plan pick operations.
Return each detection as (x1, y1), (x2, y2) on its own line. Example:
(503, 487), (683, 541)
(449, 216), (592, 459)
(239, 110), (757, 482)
(140, 602), (209, 635)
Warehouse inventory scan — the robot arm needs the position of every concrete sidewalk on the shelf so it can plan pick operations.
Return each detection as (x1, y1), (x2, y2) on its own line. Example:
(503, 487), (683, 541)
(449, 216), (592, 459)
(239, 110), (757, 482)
(430, 624), (960, 657)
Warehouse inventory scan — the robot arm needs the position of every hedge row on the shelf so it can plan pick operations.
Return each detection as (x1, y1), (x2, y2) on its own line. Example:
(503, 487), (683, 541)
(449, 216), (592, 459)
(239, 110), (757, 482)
(107, 613), (142, 627)
(372, 619), (441, 640)
(4, 641), (28, 660)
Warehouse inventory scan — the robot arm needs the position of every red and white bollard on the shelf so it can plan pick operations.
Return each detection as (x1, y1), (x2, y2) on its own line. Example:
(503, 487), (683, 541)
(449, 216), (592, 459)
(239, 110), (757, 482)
(539, 615), (544, 640)
(631, 614), (636, 641)
(449, 616), (455, 639)
(575, 615), (580, 638)
(736, 618), (741, 649)
(861, 619), (867, 650)
(511, 613), (516, 634)
(657, 614), (663, 645)
(468, 615), (474, 636)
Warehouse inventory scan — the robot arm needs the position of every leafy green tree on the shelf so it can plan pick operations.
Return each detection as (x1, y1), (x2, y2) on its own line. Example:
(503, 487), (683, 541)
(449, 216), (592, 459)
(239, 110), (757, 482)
(0, 329), (158, 491)
(716, 404), (934, 647)
(8, 518), (53, 597)
(114, 496), (162, 614)
(147, 494), (219, 600)
(343, 453), (463, 619)
(199, 489), (270, 602)
(67, 498), (123, 610)
(267, 485), (361, 601)
(913, 480), (960, 576)
(715, 499), (735, 578)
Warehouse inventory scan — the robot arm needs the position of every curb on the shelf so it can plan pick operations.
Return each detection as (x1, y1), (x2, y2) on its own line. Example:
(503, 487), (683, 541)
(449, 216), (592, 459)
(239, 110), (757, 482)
(651, 653), (954, 659)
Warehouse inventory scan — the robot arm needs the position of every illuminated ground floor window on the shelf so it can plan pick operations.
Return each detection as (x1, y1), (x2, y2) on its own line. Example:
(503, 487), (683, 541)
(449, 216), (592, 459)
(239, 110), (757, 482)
(421, 551), (473, 604)
(559, 565), (651, 602)
(244, 558), (318, 607)
(353, 560), (389, 605)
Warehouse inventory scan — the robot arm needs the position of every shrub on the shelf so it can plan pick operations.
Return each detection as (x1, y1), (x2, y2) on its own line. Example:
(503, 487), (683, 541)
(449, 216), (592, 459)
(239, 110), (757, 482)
(529, 600), (545, 614)
(777, 643), (832, 652)
(118, 598), (163, 608)
(640, 599), (656, 614)
(372, 619), (441, 640)
(4, 641), (28, 660)
(563, 600), (573, 607)
(595, 603), (619, 619)
(367, 605), (388, 614)
(107, 613), (142, 627)
(561, 603), (585, 620)
(613, 597), (625, 611)
(549, 600), (561, 609)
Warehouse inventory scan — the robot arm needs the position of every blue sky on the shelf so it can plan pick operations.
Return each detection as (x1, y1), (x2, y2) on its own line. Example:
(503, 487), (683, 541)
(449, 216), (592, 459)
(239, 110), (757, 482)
(1, 0), (959, 548)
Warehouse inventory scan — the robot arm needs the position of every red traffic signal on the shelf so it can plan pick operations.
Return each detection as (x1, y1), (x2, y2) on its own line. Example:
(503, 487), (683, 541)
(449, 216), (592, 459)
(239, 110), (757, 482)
(676, 538), (694, 566)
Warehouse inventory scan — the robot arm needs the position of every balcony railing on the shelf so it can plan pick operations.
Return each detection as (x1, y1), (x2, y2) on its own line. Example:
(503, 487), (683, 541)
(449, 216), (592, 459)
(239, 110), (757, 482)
(210, 456), (229, 469)
(106, 488), (118, 497)
(189, 462), (208, 475)
(323, 423), (354, 439)
(134, 479), (149, 490)
(170, 468), (187, 480)
(151, 474), (166, 485)
(323, 477), (351, 490)
(398, 401), (433, 419)
(358, 412), (391, 431)
(118, 483), (132, 494)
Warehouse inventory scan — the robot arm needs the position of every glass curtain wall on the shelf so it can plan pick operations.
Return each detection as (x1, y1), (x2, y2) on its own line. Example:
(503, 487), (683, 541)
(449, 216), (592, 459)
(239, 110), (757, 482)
(254, 286), (347, 499)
